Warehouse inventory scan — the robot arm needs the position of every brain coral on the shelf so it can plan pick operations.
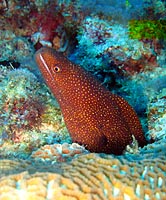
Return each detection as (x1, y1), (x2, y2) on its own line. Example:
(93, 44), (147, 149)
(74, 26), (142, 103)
(0, 153), (166, 199)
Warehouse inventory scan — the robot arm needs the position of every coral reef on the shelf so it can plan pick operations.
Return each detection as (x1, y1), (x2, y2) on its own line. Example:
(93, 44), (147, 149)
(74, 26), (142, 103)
(0, 0), (85, 52)
(0, 66), (70, 158)
(31, 143), (88, 163)
(0, 153), (166, 199)
(140, 139), (166, 158)
(117, 57), (166, 113)
(0, 68), (45, 140)
(0, 32), (34, 62)
(128, 19), (166, 40)
(0, 1), (166, 199)
(146, 88), (166, 142)
(72, 16), (158, 77)
(114, 49), (166, 141)
(0, 159), (34, 178)
(143, 0), (166, 20)
(0, 158), (63, 178)
(79, 0), (145, 23)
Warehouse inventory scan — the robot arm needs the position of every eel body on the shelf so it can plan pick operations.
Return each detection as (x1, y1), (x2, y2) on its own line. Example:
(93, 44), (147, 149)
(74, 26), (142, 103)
(35, 47), (147, 155)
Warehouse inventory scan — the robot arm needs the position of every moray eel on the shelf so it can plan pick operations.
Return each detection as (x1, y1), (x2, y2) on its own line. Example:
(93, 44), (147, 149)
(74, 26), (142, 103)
(35, 47), (147, 155)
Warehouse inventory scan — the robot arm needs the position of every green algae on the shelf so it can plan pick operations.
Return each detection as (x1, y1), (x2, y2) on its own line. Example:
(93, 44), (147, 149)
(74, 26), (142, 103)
(128, 20), (166, 40)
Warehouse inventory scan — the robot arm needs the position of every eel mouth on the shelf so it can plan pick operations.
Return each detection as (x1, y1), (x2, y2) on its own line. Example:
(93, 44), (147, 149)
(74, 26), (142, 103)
(35, 47), (55, 81)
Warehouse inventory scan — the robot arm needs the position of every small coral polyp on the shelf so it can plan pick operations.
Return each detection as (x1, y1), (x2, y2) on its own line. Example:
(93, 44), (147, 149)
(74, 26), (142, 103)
(0, 68), (45, 141)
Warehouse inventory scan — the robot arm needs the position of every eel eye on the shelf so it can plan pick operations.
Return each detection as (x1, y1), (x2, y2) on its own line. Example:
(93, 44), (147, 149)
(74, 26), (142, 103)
(54, 66), (60, 72)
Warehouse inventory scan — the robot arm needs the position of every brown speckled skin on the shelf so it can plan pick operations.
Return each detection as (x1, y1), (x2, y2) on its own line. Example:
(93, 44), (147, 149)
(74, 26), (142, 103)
(35, 47), (147, 155)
